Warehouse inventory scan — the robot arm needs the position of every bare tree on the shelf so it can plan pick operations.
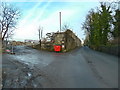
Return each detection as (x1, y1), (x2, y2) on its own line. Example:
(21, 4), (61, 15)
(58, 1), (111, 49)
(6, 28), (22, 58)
(46, 32), (54, 42)
(62, 23), (71, 32)
(0, 2), (20, 41)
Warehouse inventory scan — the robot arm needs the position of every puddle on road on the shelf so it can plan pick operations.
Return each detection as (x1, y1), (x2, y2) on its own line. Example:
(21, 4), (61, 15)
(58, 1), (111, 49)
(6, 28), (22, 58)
(8, 46), (69, 68)
(10, 54), (53, 68)
(9, 46), (55, 68)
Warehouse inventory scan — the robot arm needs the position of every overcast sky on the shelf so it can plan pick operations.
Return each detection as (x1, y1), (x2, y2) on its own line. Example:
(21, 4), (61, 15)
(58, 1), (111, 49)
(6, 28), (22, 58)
(3, 0), (103, 42)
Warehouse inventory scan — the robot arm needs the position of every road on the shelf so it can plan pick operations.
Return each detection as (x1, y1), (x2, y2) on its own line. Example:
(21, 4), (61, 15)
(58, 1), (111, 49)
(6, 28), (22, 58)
(2, 46), (118, 88)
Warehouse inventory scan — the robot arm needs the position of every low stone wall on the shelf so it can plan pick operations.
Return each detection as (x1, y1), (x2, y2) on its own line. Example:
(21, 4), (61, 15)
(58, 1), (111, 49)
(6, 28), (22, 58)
(32, 43), (54, 52)
(0, 40), (2, 54)
(92, 46), (120, 57)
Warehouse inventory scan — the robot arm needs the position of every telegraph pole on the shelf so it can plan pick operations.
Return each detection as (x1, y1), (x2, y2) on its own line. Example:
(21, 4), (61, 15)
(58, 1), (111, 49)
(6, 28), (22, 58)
(38, 26), (43, 49)
(38, 28), (41, 42)
(59, 12), (61, 32)
(41, 27), (43, 39)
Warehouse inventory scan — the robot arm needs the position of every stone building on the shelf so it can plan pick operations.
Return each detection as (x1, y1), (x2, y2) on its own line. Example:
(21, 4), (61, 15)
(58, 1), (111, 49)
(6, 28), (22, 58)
(35, 29), (82, 52)
(52, 29), (81, 52)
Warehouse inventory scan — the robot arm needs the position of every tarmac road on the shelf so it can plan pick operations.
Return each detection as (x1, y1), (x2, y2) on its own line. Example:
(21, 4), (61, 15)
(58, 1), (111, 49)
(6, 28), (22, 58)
(2, 46), (118, 88)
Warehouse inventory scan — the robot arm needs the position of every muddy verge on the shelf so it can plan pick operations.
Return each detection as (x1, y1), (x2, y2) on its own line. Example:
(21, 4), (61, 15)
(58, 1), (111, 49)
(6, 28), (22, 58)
(2, 54), (43, 88)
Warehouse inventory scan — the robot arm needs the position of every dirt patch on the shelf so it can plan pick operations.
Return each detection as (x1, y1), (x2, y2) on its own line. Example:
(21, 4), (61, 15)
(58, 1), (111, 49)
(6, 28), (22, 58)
(2, 54), (43, 88)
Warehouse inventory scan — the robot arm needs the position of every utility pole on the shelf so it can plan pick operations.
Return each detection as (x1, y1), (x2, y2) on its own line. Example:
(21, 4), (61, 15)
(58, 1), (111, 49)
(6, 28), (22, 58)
(59, 12), (61, 32)
(38, 27), (41, 49)
(41, 27), (43, 39)
(38, 26), (43, 49)
(38, 28), (40, 42)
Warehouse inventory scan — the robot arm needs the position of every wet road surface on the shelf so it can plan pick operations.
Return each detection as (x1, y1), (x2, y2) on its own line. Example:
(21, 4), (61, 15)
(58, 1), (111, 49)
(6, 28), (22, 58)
(2, 46), (118, 88)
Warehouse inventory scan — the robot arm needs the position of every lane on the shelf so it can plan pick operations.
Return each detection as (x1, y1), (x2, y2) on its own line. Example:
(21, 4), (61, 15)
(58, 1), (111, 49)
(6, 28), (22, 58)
(2, 46), (118, 88)
(37, 51), (107, 88)
(79, 47), (118, 88)
(36, 46), (118, 88)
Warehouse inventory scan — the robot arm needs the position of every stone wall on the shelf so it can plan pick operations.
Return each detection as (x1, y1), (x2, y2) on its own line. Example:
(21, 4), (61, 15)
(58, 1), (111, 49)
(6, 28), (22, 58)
(95, 46), (120, 57)
(0, 39), (2, 53)
(65, 30), (81, 52)
(53, 29), (81, 52)
(33, 29), (82, 52)
(53, 32), (65, 45)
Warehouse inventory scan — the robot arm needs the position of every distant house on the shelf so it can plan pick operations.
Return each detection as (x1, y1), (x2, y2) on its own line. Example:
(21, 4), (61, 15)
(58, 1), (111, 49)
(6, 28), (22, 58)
(10, 41), (25, 46)
(24, 39), (39, 46)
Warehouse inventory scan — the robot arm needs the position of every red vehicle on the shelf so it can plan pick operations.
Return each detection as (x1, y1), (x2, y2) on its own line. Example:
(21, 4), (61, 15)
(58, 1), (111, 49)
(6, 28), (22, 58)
(53, 44), (61, 52)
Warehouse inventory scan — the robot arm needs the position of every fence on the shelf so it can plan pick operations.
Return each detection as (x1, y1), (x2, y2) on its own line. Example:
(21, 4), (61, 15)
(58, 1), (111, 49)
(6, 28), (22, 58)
(93, 45), (120, 57)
